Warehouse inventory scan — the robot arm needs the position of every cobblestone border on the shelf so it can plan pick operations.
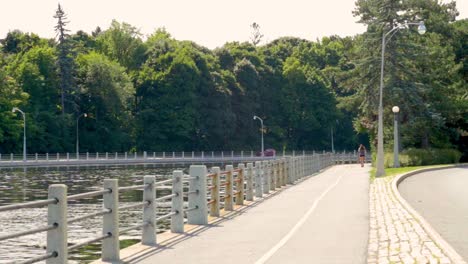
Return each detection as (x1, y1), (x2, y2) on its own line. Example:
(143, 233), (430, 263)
(392, 165), (467, 264)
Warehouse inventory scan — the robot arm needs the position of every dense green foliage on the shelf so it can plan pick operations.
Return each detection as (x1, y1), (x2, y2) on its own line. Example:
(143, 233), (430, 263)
(0, 2), (466, 160)
(384, 148), (462, 167)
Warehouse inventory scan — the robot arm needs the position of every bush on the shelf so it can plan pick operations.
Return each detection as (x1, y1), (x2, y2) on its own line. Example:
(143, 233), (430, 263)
(384, 148), (461, 167)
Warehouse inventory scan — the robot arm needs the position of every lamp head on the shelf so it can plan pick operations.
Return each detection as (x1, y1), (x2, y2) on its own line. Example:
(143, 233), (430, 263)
(417, 21), (426, 35)
(12, 107), (18, 113)
(392, 106), (400, 113)
(253, 116), (257, 120)
(84, 113), (88, 118)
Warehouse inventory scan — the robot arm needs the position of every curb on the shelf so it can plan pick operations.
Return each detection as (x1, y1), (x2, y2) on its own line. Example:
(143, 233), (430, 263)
(392, 164), (468, 264)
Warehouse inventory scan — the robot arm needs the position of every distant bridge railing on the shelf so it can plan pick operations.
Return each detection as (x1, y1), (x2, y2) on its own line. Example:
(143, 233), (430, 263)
(0, 150), (368, 167)
(0, 153), (339, 263)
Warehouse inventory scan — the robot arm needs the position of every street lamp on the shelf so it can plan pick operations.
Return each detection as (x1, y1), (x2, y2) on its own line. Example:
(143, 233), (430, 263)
(76, 113), (87, 159)
(12, 107), (26, 162)
(253, 115), (264, 157)
(376, 21), (426, 177)
(392, 106), (400, 168)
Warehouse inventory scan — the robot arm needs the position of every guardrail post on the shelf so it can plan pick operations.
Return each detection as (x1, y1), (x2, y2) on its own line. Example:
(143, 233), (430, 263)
(251, 150), (253, 157)
(57, 153), (59, 161)
(86, 152), (89, 160)
(231, 151), (234, 158)
(46, 184), (67, 264)
(10, 153), (13, 161)
(192, 151), (194, 159)
(102, 179), (119, 262)
(241, 151), (244, 158)
(96, 152), (99, 160)
(153, 152), (156, 158)
(162, 152), (165, 158)
(276, 160), (282, 188)
(221, 151), (224, 159)
(270, 161), (276, 191)
(246, 163), (254, 201)
(35, 153), (38, 161)
(182, 151), (184, 159)
(46, 153), (49, 161)
(236, 164), (245, 205)
(225, 165), (234, 211)
(144, 151), (147, 159)
(134, 152), (137, 159)
(210, 167), (220, 217)
(255, 161), (263, 198)
(142, 176), (156, 245)
(286, 158), (292, 184)
(262, 161), (270, 194)
(201, 151), (204, 159)
(105, 152), (108, 160)
(211, 151), (214, 158)
(115, 152), (118, 160)
(188, 165), (208, 225)
(171, 171), (184, 233)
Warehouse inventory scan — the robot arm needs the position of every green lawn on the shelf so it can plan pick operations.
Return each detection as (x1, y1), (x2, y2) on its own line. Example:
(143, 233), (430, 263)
(369, 165), (450, 181)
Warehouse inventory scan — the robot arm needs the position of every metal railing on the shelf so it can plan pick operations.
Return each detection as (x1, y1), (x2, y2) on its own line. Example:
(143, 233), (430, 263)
(0, 152), (351, 263)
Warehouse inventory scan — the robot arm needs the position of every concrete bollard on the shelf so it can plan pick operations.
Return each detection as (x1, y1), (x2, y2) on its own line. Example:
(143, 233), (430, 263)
(210, 167), (221, 217)
(254, 161), (263, 198)
(46, 184), (67, 264)
(276, 160), (282, 188)
(270, 160), (278, 191)
(102, 179), (120, 262)
(187, 165), (208, 225)
(224, 165), (234, 211)
(246, 163), (254, 201)
(171, 171), (184, 233)
(236, 164), (245, 205)
(142, 176), (156, 245)
(262, 161), (270, 194)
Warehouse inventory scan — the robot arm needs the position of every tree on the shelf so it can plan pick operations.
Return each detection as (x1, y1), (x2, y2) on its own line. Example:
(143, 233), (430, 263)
(54, 3), (75, 115)
(250, 22), (264, 46)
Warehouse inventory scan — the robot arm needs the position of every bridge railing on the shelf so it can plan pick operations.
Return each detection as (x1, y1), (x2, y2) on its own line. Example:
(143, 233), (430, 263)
(0, 150), (370, 163)
(0, 153), (342, 263)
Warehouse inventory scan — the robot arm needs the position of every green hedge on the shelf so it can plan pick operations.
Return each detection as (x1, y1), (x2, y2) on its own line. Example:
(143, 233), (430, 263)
(384, 148), (461, 167)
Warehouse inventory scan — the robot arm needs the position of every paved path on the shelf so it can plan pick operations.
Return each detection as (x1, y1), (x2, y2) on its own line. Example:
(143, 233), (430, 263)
(126, 164), (370, 264)
(368, 176), (452, 264)
(398, 167), (468, 262)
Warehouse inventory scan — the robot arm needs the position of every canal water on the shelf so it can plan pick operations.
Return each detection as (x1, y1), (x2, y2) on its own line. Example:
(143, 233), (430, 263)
(0, 164), (199, 263)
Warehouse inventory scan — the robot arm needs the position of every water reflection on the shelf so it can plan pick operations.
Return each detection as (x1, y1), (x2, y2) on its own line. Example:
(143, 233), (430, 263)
(0, 164), (193, 263)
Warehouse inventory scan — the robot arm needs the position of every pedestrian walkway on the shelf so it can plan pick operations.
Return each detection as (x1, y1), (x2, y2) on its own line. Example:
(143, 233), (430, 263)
(368, 177), (451, 263)
(98, 164), (369, 264)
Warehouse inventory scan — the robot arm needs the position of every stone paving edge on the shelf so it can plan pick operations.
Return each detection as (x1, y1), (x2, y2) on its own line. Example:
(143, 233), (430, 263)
(392, 164), (468, 264)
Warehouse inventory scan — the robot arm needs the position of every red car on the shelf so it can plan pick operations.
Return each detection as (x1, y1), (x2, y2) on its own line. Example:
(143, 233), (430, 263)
(256, 149), (276, 157)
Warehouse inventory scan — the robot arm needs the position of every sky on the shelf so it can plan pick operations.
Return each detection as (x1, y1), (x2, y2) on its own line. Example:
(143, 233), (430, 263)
(0, 0), (467, 49)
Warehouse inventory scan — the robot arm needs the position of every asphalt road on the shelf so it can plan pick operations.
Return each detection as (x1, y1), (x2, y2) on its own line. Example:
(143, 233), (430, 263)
(398, 167), (468, 261)
(132, 164), (370, 264)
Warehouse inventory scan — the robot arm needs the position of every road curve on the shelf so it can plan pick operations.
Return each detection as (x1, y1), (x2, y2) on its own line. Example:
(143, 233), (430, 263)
(126, 164), (370, 264)
(398, 167), (468, 261)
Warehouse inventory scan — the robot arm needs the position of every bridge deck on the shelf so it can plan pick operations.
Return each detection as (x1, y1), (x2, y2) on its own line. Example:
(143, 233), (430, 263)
(98, 164), (370, 264)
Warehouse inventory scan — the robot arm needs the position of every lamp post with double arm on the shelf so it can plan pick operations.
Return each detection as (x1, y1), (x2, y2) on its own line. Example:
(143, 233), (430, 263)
(375, 21), (426, 177)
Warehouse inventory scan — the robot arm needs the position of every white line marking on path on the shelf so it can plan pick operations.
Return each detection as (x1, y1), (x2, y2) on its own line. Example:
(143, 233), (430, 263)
(254, 172), (344, 264)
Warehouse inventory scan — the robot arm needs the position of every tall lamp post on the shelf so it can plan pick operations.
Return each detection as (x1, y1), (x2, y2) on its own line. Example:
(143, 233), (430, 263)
(253, 115), (264, 157)
(376, 21), (426, 177)
(392, 106), (400, 168)
(76, 113), (87, 159)
(12, 107), (26, 162)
